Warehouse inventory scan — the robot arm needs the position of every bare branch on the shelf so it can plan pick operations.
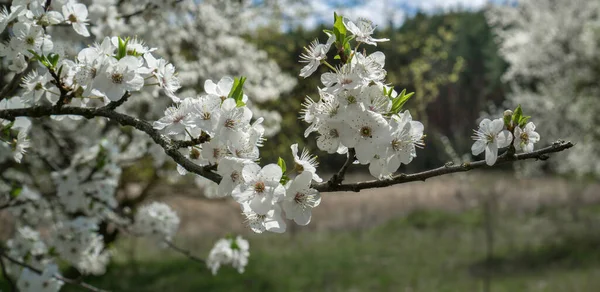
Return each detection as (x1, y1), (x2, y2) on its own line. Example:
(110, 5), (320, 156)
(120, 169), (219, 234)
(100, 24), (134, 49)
(312, 141), (575, 193)
(0, 251), (109, 292)
(0, 105), (222, 183)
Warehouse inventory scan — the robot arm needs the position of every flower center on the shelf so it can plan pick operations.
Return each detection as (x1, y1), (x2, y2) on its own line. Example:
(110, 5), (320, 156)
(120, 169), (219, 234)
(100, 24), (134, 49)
(111, 73), (124, 84)
(212, 148), (221, 159)
(391, 138), (402, 151)
(294, 192), (306, 204)
(202, 112), (211, 120)
(347, 95), (357, 104)
(26, 37), (35, 46)
(520, 132), (529, 142)
(34, 83), (43, 91)
(360, 126), (372, 138)
(254, 181), (266, 193)
(341, 78), (353, 85)
(68, 14), (78, 23)
(230, 171), (239, 182)
(329, 129), (339, 138)
(224, 119), (236, 129)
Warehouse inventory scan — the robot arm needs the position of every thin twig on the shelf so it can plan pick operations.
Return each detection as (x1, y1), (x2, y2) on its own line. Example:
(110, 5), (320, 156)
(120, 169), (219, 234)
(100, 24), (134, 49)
(312, 140), (575, 192)
(104, 92), (131, 111)
(327, 148), (355, 186)
(164, 240), (206, 265)
(0, 252), (109, 292)
(0, 256), (16, 292)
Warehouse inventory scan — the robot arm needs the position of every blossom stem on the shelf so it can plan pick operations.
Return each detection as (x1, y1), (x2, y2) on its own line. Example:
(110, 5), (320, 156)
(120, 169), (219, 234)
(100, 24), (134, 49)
(321, 60), (337, 72)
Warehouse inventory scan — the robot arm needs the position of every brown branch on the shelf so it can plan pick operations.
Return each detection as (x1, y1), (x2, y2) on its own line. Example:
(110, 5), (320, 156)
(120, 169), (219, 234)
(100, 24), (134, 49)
(0, 256), (16, 292)
(0, 105), (222, 183)
(0, 251), (109, 292)
(104, 92), (131, 110)
(312, 140), (575, 193)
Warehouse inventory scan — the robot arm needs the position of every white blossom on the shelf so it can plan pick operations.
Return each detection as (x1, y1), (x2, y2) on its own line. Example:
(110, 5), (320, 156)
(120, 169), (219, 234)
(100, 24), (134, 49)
(471, 118), (512, 166)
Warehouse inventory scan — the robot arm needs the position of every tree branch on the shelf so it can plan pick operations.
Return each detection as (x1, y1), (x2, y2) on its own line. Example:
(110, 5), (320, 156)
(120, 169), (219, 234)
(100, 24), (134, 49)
(312, 140), (575, 192)
(0, 251), (109, 292)
(104, 92), (131, 110)
(0, 105), (221, 183)
(0, 106), (575, 194)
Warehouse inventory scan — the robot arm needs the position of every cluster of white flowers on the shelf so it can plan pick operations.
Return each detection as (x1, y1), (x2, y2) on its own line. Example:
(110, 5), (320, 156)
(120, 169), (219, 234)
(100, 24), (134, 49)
(17, 264), (64, 292)
(206, 236), (250, 275)
(132, 202), (180, 242)
(471, 108), (540, 166)
(51, 217), (110, 275)
(299, 16), (425, 179)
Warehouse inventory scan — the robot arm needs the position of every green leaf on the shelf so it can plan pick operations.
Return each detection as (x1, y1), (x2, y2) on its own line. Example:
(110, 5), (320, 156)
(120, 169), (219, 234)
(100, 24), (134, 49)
(277, 157), (287, 173)
(333, 12), (347, 49)
(47, 53), (59, 69)
(228, 76), (247, 106)
(519, 116), (531, 128)
(512, 105), (523, 127)
(116, 37), (130, 60)
(390, 89), (415, 114)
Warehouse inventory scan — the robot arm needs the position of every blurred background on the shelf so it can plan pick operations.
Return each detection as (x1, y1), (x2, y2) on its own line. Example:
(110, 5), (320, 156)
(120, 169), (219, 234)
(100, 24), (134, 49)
(3, 0), (600, 291)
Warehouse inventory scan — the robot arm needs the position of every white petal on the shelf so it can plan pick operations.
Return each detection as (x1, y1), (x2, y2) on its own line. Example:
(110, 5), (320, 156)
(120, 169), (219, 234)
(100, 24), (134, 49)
(485, 143), (498, 166)
(471, 140), (486, 155)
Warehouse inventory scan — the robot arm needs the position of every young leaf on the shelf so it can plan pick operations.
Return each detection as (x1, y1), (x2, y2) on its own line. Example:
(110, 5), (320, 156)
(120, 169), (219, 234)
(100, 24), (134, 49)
(228, 76), (247, 105)
(277, 157), (287, 173)
(390, 89), (415, 114)
(512, 105), (523, 127)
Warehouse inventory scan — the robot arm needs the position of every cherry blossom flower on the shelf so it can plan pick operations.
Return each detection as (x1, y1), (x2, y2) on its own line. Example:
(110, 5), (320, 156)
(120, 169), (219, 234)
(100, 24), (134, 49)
(282, 171), (321, 225)
(290, 143), (322, 182)
(232, 163), (285, 215)
(299, 33), (335, 78)
(514, 122), (540, 153)
(62, 1), (90, 37)
(343, 17), (390, 46)
(471, 118), (513, 166)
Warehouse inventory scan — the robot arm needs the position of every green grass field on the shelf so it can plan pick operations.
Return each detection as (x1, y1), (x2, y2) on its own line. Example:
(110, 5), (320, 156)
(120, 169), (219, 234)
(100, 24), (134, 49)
(4, 204), (592, 292)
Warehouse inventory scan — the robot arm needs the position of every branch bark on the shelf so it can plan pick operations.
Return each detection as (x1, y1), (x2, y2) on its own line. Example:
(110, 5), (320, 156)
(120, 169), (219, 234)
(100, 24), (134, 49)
(312, 140), (574, 192)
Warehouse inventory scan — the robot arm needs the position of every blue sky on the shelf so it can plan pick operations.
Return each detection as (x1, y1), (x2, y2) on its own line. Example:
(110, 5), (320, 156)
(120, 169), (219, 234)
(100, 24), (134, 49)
(274, 0), (505, 29)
